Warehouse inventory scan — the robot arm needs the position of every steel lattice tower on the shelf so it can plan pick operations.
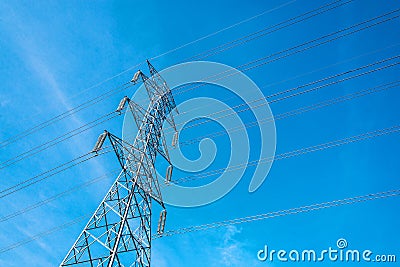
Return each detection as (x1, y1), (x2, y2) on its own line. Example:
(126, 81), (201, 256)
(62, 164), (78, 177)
(60, 61), (177, 267)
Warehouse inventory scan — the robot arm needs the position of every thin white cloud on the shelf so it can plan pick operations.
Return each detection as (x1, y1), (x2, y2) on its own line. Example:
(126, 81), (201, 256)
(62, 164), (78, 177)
(1, 3), (108, 176)
(213, 225), (261, 267)
(0, 5), (112, 265)
(151, 225), (270, 267)
(217, 225), (242, 266)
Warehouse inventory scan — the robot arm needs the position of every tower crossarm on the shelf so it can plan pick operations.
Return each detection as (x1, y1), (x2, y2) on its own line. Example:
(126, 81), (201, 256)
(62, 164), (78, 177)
(60, 61), (177, 267)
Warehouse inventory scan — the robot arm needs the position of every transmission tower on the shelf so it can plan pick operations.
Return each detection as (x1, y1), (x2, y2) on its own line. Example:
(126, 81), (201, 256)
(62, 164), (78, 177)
(60, 61), (177, 267)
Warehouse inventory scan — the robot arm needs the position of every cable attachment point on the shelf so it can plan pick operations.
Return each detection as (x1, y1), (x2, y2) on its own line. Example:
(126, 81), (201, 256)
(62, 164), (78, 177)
(172, 132), (179, 147)
(116, 96), (130, 114)
(165, 165), (173, 184)
(92, 130), (108, 154)
(157, 210), (167, 235)
(131, 70), (142, 84)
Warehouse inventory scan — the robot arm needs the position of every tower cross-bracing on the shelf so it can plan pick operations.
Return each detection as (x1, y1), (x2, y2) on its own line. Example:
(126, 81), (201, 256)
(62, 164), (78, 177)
(60, 61), (177, 267)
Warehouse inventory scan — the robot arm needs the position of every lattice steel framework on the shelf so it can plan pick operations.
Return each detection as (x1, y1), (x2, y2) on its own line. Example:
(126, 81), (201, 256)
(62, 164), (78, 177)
(60, 61), (177, 267)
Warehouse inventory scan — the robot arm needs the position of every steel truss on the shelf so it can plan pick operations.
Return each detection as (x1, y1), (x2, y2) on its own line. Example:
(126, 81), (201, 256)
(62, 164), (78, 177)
(60, 61), (177, 267)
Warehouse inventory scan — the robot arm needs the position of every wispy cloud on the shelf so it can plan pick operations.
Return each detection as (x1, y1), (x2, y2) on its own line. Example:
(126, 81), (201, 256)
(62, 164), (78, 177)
(213, 225), (261, 267)
(216, 225), (243, 266)
(0, 4), (111, 265)
(151, 225), (268, 267)
(1, 3), (108, 176)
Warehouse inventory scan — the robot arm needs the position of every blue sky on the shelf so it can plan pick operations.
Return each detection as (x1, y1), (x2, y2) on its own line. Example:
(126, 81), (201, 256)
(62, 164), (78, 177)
(0, 0), (400, 266)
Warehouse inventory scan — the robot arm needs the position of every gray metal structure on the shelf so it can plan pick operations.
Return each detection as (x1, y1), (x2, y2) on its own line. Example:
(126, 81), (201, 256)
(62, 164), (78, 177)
(60, 61), (177, 267)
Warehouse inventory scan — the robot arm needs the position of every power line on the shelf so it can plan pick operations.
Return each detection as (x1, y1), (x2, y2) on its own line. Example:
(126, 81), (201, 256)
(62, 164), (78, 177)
(64, 0), (296, 100)
(260, 42), (400, 90)
(0, 168), (121, 223)
(179, 80), (400, 147)
(0, 2), (397, 262)
(1, 81), (398, 223)
(163, 55), (400, 134)
(3, 44), (395, 169)
(0, 2), (391, 158)
(267, 56), (400, 99)
(225, 9), (400, 81)
(174, 8), (400, 96)
(156, 189), (400, 238)
(0, 112), (118, 170)
(0, 1), (298, 151)
(1, 188), (398, 254)
(1, 1), (380, 163)
(0, 214), (89, 255)
(0, 80), (390, 222)
(7, 44), (395, 169)
(0, 83), (132, 150)
(171, 125), (400, 185)
(171, 55), (389, 123)
(166, 55), (400, 130)
(8, 6), (399, 194)
(63, 0), (291, 103)
(157, 0), (299, 61)
(5, 70), (391, 216)
(0, 148), (112, 199)
(185, 0), (353, 61)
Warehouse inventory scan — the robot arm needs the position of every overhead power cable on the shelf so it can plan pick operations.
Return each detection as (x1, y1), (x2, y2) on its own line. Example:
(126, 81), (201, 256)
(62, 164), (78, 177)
(185, 0), (353, 61)
(171, 125), (400, 185)
(2, 43), (395, 169)
(174, 8), (400, 96)
(0, 112), (118, 170)
(0, 168), (121, 223)
(1, 188), (398, 254)
(179, 80), (400, 147)
(171, 53), (400, 121)
(0, 0), (298, 151)
(173, 59), (400, 134)
(0, 148), (112, 199)
(260, 42), (400, 90)
(0, 1), (383, 154)
(6, 44), (394, 169)
(0, 214), (89, 255)
(0, 82), (132, 150)
(0, 4), (395, 209)
(155, 189), (400, 238)
(1, 81), (398, 223)
(67, 0), (297, 103)
(155, 0), (299, 61)
(163, 55), (400, 134)
(2, 1), (398, 259)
